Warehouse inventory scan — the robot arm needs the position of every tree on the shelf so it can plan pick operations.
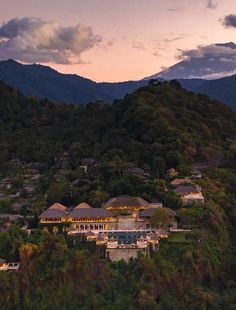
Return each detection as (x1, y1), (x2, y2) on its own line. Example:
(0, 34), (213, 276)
(150, 208), (172, 228)
(47, 181), (70, 205)
(31, 195), (47, 216)
(89, 189), (110, 208)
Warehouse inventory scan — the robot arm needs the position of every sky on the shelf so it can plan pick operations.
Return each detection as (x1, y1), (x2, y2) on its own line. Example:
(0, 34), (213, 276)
(0, 0), (236, 82)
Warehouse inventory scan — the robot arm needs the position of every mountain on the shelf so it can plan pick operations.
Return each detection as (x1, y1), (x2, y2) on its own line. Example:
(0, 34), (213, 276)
(0, 59), (146, 104)
(1, 58), (236, 110)
(179, 75), (236, 109)
(144, 42), (236, 80)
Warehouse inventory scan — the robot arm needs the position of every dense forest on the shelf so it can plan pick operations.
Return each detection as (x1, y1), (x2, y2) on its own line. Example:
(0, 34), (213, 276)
(0, 80), (236, 309)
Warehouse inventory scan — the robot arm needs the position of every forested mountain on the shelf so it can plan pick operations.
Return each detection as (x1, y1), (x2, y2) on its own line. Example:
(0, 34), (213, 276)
(0, 79), (235, 169)
(0, 59), (146, 104)
(0, 80), (236, 309)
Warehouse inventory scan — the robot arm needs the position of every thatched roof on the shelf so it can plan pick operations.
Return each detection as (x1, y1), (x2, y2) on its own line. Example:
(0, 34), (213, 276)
(175, 186), (198, 195)
(70, 208), (112, 219)
(140, 208), (156, 217)
(75, 202), (92, 209)
(39, 203), (68, 219)
(39, 208), (67, 219)
(104, 196), (150, 209)
(48, 203), (67, 211)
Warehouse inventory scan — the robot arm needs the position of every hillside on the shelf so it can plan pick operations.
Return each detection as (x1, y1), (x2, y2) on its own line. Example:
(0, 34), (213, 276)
(0, 79), (235, 170)
(0, 81), (236, 309)
(0, 59), (146, 104)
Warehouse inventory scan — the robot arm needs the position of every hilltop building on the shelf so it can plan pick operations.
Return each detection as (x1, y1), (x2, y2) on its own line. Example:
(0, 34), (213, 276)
(39, 196), (178, 261)
(39, 196), (176, 233)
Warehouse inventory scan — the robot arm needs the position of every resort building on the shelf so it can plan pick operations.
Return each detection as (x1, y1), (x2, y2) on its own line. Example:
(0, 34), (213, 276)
(175, 185), (205, 205)
(69, 203), (117, 232)
(39, 196), (178, 232)
(39, 196), (178, 261)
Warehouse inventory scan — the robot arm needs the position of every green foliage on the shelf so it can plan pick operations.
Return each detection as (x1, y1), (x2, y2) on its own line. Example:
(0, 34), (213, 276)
(0, 81), (235, 309)
(150, 208), (172, 228)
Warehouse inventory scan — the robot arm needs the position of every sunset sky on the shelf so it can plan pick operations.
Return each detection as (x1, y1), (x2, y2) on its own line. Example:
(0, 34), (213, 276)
(1, 0), (236, 82)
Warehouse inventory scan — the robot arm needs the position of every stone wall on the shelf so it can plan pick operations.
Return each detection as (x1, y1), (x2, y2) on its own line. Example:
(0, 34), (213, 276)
(106, 248), (148, 262)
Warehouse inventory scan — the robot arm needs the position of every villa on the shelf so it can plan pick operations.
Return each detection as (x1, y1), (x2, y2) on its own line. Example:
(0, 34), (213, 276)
(175, 185), (205, 205)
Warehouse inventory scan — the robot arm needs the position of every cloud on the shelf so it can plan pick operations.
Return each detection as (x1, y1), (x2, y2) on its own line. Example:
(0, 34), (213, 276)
(206, 0), (218, 9)
(188, 68), (236, 80)
(222, 14), (236, 28)
(169, 42), (236, 79)
(178, 43), (236, 61)
(0, 17), (101, 64)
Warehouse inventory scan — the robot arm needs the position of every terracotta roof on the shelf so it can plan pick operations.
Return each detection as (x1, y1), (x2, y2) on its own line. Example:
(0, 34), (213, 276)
(104, 196), (150, 209)
(74, 202), (92, 209)
(70, 208), (112, 219)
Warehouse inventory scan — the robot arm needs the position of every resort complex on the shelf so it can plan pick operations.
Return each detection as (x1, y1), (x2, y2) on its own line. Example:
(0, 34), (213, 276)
(39, 196), (177, 261)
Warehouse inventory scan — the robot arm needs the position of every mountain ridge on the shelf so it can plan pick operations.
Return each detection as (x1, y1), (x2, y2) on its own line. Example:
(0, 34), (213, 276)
(1, 59), (236, 109)
(0, 59), (146, 104)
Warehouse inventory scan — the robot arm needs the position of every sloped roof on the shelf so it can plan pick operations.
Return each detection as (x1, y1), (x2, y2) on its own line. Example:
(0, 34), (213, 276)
(140, 208), (156, 217)
(39, 203), (68, 219)
(104, 196), (150, 209)
(48, 203), (67, 211)
(0, 258), (6, 264)
(74, 202), (92, 209)
(175, 186), (198, 195)
(70, 208), (112, 219)
(171, 178), (192, 186)
(39, 208), (67, 219)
